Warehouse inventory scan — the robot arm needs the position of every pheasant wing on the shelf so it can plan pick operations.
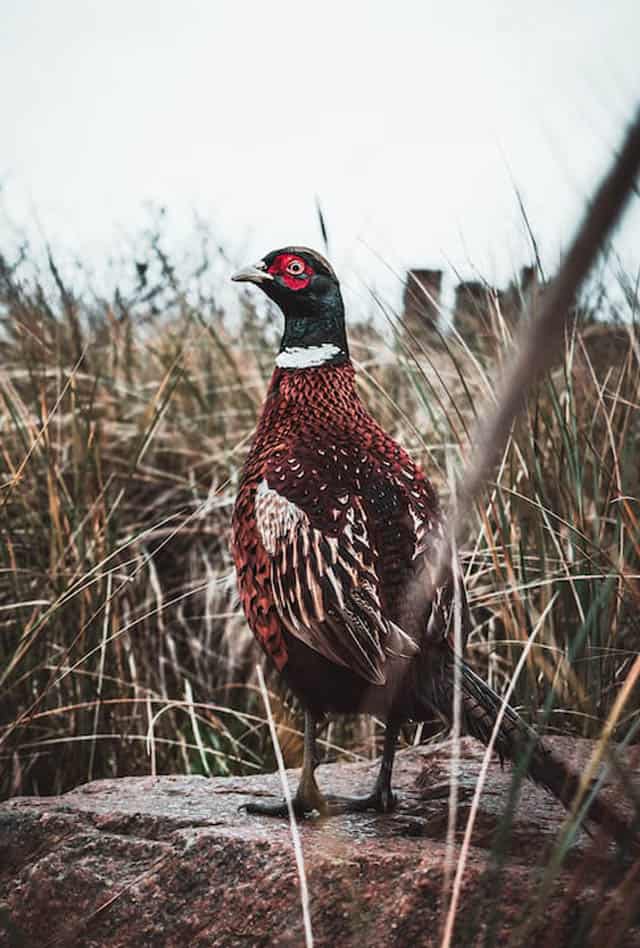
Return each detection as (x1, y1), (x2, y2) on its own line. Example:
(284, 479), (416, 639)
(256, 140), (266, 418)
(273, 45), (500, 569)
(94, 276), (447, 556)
(254, 472), (416, 686)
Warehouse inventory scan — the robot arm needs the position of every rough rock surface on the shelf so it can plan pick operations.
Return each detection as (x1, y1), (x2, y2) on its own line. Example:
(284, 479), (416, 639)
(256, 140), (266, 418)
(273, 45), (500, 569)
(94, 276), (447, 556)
(0, 736), (638, 948)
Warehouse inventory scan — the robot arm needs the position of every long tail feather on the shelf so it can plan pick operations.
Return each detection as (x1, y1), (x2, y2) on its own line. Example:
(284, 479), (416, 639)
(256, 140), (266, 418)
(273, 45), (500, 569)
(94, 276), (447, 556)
(433, 654), (636, 850)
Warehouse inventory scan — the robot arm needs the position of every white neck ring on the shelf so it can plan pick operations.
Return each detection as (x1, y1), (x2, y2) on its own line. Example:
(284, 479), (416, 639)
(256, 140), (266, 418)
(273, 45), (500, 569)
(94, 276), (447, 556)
(276, 344), (343, 369)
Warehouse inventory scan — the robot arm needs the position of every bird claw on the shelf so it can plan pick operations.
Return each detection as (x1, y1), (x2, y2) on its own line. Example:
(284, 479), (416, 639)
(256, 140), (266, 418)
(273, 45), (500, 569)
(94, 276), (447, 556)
(324, 788), (398, 814)
(239, 797), (320, 819)
(239, 789), (398, 818)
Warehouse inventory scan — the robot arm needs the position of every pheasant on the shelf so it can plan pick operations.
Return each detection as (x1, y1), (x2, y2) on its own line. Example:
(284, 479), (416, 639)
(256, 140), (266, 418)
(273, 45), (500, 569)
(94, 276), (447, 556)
(230, 247), (631, 840)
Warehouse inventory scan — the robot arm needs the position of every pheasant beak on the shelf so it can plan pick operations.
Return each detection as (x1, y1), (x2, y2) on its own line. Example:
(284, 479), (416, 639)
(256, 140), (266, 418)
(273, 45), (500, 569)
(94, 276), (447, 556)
(231, 262), (274, 285)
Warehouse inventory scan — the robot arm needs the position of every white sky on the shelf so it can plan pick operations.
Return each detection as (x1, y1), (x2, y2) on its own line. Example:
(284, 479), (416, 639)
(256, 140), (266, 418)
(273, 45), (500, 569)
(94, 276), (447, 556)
(2, 1), (639, 305)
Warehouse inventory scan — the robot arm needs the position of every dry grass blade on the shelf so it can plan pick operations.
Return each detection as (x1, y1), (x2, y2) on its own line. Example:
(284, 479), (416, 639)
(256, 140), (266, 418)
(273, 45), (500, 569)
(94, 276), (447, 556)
(439, 595), (554, 948)
(256, 665), (314, 948)
(432, 105), (640, 594)
(442, 469), (464, 914)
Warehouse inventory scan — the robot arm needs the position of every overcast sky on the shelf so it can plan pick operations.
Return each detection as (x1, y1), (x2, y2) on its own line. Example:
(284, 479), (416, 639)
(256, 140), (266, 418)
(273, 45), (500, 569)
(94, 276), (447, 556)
(2, 1), (639, 304)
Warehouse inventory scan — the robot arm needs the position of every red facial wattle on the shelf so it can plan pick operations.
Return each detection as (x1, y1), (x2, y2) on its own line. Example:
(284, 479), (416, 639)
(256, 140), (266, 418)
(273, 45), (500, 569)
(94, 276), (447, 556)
(267, 253), (313, 291)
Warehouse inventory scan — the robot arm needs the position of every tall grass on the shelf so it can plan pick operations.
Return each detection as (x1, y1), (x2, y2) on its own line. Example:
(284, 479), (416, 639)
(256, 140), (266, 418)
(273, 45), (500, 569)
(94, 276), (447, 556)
(0, 225), (639, 806)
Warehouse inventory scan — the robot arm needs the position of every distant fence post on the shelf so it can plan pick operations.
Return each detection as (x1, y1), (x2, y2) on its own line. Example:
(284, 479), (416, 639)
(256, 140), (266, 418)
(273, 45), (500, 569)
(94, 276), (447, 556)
(402, 269), (443, 341)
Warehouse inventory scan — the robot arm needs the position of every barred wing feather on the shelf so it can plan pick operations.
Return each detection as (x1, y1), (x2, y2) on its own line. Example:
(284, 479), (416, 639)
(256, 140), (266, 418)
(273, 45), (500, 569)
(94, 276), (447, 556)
(254, 477), (417, 685)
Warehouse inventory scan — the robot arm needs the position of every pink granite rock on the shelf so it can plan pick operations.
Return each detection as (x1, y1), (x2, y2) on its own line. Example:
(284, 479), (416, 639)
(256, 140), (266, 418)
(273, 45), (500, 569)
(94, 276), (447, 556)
(0, 737), (638, 947)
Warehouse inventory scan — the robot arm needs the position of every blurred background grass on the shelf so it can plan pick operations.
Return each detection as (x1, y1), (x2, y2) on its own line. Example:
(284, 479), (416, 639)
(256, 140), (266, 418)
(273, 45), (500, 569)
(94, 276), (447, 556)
(1, 220), (638, 801)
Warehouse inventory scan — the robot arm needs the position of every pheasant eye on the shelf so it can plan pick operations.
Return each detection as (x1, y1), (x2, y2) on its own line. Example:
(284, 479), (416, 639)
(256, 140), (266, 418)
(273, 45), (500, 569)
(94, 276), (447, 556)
(286, 260), (306, 276)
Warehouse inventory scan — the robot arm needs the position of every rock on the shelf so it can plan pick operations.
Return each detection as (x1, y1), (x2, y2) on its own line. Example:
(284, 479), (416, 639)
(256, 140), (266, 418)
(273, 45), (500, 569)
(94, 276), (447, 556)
(0, 736), (638, 948)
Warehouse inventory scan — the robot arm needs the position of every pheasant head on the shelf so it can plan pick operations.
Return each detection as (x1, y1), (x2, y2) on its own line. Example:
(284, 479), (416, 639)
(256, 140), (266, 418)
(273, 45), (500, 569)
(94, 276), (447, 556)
(232, 246), (349, 368)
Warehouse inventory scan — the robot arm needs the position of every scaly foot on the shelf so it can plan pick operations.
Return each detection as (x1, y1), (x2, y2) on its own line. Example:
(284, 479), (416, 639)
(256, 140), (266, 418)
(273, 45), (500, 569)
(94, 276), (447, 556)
(241, 769), (328, 818)
(324, 785), (397, 814)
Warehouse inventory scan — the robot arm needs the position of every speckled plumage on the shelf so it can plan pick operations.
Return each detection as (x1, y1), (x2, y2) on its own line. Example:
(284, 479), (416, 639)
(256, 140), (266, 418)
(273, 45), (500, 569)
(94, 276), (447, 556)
(231, 359), (457, 718)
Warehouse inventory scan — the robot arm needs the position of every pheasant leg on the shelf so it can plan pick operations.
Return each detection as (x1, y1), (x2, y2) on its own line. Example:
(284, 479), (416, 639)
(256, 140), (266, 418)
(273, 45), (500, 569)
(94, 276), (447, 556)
(325, 722), (399, 814)
(243, 711), (327, 817)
